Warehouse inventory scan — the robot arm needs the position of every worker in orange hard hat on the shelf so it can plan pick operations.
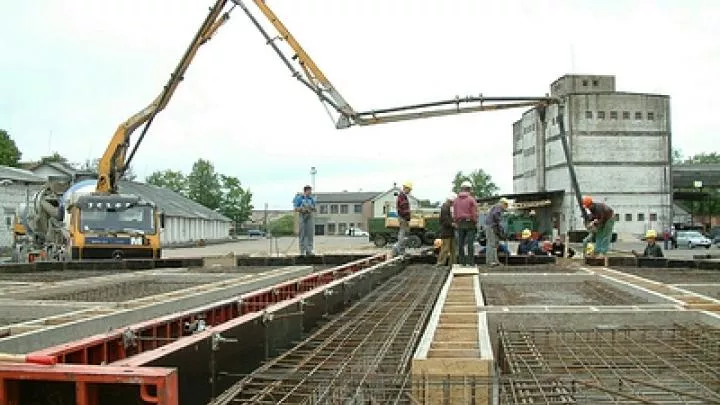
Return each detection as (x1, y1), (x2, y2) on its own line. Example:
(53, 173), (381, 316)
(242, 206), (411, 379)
(581, 196), (615, 257)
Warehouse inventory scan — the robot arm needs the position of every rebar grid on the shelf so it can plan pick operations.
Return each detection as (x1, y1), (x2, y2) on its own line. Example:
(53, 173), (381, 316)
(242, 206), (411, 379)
(210, 267), (446, 405)
(498, 323), (720, 404)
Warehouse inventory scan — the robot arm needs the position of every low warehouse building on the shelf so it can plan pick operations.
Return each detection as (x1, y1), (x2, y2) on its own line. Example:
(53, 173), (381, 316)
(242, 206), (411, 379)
(118, 181), (231, 246)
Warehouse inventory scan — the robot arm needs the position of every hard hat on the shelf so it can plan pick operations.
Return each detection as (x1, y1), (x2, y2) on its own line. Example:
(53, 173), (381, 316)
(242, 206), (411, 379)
(521, 229), (532, 239)
(460, 180), (472, 189)
(585, 243), (595, 255)
(645, 229), (657, 239)
(447, 193), (456, 201)
(499, 197), (510, 206)
(434, 238), (442, 249)
(582, 196), (593, 208)
(402, 181), (413, 190)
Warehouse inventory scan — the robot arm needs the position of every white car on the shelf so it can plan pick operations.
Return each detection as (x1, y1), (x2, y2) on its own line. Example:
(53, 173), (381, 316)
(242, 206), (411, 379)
(345, 229), (369, 237)
(676, 231), (712, 249)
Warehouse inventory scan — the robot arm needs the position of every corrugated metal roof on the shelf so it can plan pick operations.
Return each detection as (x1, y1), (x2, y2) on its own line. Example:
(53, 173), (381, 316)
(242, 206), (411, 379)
(118, 181), (231, 222)
(314, 191), (381, 203)
(0, 165), (47, 183)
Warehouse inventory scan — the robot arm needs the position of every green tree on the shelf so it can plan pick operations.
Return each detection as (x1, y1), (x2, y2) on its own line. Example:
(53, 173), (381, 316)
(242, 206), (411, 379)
(0, 129), (22, 167)
(685, 152), (720, 164)
(418, 199), (440, 208)
(672, 148), (683, 164)
(452, 169), (498, 198)
(268, 214), (295, 236)
(146, 169), (188, 195)
(219, 175), (253, 231)
(40, 152), (70, 165)
(187, 159), (222, 210)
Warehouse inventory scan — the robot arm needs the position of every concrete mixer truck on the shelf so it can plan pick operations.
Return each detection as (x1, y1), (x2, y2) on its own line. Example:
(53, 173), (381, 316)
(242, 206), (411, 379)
(13, 180), (163, 262)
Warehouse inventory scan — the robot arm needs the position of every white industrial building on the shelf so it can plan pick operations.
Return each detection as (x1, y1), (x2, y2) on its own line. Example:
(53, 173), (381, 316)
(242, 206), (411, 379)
(513, 74), (672, 236)
(0, 166), (46, 248)
(11, 161), (231, 247)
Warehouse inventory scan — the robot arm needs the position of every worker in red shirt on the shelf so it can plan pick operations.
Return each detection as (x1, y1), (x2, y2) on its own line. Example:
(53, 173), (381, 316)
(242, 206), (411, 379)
(392, 181), (413, 256)
(582, 196), (615, 257)
(453, 181), (478, 266)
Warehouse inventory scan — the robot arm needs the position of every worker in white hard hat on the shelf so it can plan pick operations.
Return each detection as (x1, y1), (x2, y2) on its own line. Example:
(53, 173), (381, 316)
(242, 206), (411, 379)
(436, 193), (457, 267)
(484, 197), (509, 266)
(392, 181), (413, 256)
(632, 229), (664, 258)
(453, 181), (478, 266)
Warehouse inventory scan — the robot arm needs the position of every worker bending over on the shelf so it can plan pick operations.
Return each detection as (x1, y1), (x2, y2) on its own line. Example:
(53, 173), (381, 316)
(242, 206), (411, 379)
(436, 194), (457, 267)
(516, 229), (542, 255)
(632, 229), (664, 258)
(392, 181), (413, 256)
(582, 196), (615, 257)
(453, 181), (478, 266)
(485, 198), (509, 266)
(293, 185), (316, 256)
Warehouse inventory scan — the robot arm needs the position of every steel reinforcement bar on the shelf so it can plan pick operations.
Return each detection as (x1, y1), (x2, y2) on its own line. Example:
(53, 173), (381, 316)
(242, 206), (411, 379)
(209, 265), (447, 405)
(0, 254), (401, 405)
(29, 254), (386, 365)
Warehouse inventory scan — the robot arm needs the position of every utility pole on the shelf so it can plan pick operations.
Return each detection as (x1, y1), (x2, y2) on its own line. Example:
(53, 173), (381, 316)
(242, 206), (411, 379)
(310, 166), (317, 190)
(263, 202), (268, 232)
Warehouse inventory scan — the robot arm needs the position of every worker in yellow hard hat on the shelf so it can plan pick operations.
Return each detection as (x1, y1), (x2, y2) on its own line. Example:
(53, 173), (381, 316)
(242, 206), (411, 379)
(516, 228), (541, 255)
(632, 229), (664, 258)
(392, 181), (413, 256)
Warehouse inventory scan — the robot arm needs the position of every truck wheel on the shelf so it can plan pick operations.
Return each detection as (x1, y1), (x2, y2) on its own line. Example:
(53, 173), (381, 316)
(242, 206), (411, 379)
(374, 235), (387, 247)
(407, 235), (422, 248)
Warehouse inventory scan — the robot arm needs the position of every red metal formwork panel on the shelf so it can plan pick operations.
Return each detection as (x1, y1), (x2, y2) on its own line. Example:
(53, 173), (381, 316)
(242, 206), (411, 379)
(0, 363), (177, 405)
(30, 254), (387, 366)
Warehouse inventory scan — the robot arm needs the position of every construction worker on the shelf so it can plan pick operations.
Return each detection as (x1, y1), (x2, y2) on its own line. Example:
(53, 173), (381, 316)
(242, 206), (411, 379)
(436, 194), (457, 267)
(392, 181), (413, 256)
(453, 181), (478, 266)
(582, 196), (615, 257)
(516, 229), (541, 255)
(485, 197), (509, 266)
(293, 185), (316, 256)
(632, 229), (664, 258)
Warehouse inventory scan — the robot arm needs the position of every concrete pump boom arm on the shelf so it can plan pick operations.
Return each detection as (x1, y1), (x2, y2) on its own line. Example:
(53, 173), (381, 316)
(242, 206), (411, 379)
(238, 0), (560, 128)
(96, 0), (232, 194)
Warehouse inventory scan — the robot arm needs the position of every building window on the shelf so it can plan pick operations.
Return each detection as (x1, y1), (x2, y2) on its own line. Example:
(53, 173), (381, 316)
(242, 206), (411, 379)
(330, 204), (339, 214)
(4, 217), (10, 227)
(382, 205), (388, 215)
(592, 80), (599, 87)
(649, 213), (658, 221)
(614, 214), (620, 221)
(610, 111), (618, 119)
(340, 205), (349, 214)
(338, 223), (347, 235)
(635, 111), (642, 120)
(319, 205), (328, 214)
(597, 111), (606, 119)
(637, 213), (645, 222)
(327, 223), (336, 234)
(582, 80), (588, 87)
(647, 112), (655, 120)
(622, 111), (630, 120)
(585, 111), (593, 119)
(625, 213), (632, 221)
(354, 204), (362, 213)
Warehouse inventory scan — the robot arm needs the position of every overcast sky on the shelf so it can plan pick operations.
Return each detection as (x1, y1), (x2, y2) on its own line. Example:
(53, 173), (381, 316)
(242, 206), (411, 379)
(1, 1), (718, 209)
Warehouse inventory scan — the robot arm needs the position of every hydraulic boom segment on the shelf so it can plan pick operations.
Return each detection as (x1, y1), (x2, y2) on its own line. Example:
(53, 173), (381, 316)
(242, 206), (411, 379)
(97, 0), (233, 194)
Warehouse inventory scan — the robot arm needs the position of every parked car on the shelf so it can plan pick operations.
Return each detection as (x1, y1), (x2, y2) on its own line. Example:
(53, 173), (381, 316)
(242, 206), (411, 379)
(247, 229), (266, 237)
(345, 228), (369, 237)
(676, 230), (711, 249)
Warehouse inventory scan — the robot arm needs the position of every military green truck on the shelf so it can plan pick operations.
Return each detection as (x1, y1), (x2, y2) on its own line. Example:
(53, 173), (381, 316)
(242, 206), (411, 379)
(368, 210), (440, 248)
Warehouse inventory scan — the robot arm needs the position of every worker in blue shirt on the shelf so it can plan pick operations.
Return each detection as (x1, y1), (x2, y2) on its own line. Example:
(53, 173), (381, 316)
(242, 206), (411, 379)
(293, 185), (316, 256)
